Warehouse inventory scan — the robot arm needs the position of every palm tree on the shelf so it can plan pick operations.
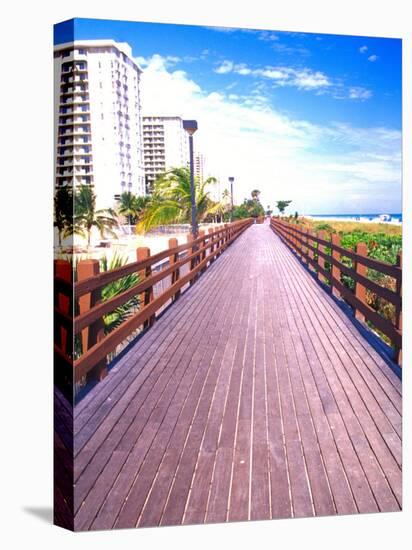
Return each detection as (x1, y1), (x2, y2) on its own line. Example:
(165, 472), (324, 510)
(54, 185), (73, 247)
(222, 188), (230, 201)
(100, 253), (140, 335)
(136, 167), (217, 233)
(275, 200), (292, 215)
(74, 185), (118, 247)
(251, 189), (261, 201)
(118, 191), (136, 235)
(134, 195), (151, 219)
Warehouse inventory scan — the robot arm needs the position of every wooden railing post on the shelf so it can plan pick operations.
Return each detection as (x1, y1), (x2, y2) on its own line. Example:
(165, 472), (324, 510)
(355, 242), (367, 322)
(307, 230), (315, 271)
(395, 251), (402, 364)
(54, 259), (72, 355)
(187, 233), (196, 285)
(317, 231), (327, 283)
(208, 227), (215, 264)
(168, 237), (180, 301)
(301, 227), (307, 262)
(137, 246), (155, 328)
(224, 224), (228, 248)
(291, 224), (295, 251)
(77, 259), (107, 381)
(296, 225), (302, 257)
(218, 225), (224, 256)
(331, 234), (341, 298)
(199, 230), (207, 273)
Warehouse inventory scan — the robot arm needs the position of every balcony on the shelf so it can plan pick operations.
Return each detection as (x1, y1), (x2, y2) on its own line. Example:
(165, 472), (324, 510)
(74, 167), (93, 176)
(56, 169), (73, 177)
(73, 137), (91, 145)
(57, 149), (73, 158)
(74, 174), (93, 184)
(73, 106), (90, 115)
(74, 160), (93, 167)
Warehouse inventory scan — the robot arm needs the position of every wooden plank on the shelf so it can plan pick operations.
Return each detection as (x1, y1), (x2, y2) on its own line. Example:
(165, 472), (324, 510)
(250, 275), (271, 521)
(74, 249), (238, 527)
(73, 242), (236, 445)
(274, 235), (401, 511)
(157, 256), (248, 527)
(271, 236), (380, 514)
(74, 222), (251, 380)
(203, 267), (253, 524)
(72, 224), (401, 531)
(131, 258), (244, 528)
(278, 233), (402, 400)
(76, 233), (250, 530)
(227, 273), (257, 522)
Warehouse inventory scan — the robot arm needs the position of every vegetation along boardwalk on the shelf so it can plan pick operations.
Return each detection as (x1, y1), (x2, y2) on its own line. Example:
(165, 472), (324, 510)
(73, 222), (402, 530)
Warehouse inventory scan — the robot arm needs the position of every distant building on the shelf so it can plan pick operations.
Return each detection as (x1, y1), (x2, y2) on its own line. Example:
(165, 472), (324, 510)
(194, 152), (206, 183)
(54, 40), (145, 208)
(142, 116), (189, 192)
(194, 152), (221, 203)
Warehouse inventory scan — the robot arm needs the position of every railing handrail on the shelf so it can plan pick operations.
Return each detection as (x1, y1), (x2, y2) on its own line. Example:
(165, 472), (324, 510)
(270, 217), (402, 364)
(54, 218), (253, 385)
(271, 218), (401, 280)
(74, 219), (248, 298)
(74, 231), (225, 334)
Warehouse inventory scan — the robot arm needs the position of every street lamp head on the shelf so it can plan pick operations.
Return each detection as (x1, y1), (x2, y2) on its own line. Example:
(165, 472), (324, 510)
(228, 176), (234, 183)
(183, 119), (198, 135)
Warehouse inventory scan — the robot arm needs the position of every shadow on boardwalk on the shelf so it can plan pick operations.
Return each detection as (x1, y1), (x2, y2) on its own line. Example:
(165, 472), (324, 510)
(72, 223), (402, 530)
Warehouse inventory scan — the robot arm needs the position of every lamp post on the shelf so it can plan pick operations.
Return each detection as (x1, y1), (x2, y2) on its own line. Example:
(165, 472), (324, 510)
(183, 119), (198, 238)
(228, 176), (234, 222)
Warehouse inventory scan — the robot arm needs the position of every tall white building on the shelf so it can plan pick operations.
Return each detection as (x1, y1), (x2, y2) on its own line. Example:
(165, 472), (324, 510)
(142, 116), (189, 191)
(194, 151), (221, 203)
(54, 40), (145, 208)
(194, 152), (206, 184)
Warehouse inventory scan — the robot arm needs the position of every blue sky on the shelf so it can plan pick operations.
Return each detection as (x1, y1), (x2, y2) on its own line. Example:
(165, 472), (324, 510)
(54, 18), (402, 214)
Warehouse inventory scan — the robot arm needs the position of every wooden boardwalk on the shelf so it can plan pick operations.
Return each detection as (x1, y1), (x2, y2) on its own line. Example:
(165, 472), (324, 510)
(73, 223), (402, 530)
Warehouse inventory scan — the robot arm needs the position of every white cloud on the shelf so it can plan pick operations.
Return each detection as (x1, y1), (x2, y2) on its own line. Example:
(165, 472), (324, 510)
(258, 67), (331, 89)
(291, 70), (331, 89)
(258, 31), (279, 41)
(271, 43), (311, 56)
(368, 54), (379, 62)
(214, 61), (332, 91)
(135, 54), (180, 69)
(214, 60), (234, 74)
(259, 68), (287, 80)
(206, 26), (237, 33)
(236, 66), (253, 76)
(359, 45), (368, 53)
(139, 54), (401, 214)
(348, 86), (373, 100)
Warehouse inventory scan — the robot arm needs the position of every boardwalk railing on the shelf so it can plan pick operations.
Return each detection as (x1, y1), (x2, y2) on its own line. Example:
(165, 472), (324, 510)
(54, 218), (253, 388)
(270, 217), (402, 364)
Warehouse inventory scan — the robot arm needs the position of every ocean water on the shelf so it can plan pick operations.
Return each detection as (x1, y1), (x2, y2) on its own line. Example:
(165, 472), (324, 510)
(306, 213), (402, 224)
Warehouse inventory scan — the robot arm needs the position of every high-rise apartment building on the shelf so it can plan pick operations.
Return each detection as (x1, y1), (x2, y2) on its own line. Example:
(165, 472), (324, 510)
(194, 152), (206, 184)
(142, 116), (189, 191)
(194, 152), (221, 203)
(54, 40), (145, 208)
